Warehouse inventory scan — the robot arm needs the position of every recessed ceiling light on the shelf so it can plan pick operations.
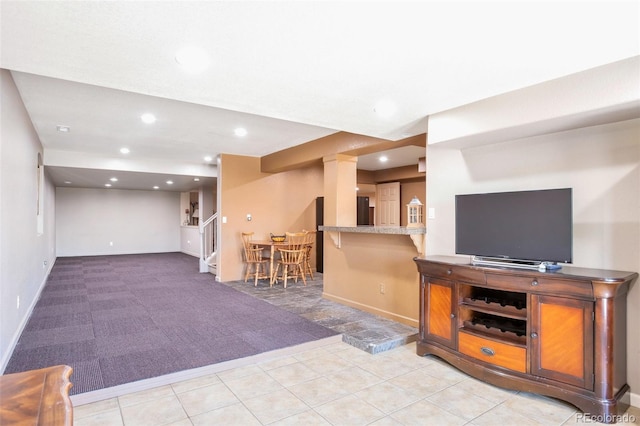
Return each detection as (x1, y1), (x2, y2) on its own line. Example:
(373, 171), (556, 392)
(56, 125), (70, 133)
(175, 46), (210, 73)
(104, 183), (112, 187)
(141, 113), (156, 124)
(120, 147), (130, 154)
(166, 180), (174, 185)
(153, 186), (159, 190)
(234, 127), (248, 137)
(110, 177), (118, 182)
(204, 156), (213, 162)
(193, 178), (200, 182)
(64, 181), (72, 184)
(379, 155), (389, 163)
(374, 100), (397, 118)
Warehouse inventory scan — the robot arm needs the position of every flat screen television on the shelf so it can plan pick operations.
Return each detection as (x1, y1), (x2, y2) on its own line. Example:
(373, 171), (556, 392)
(455, 188), (572, 266)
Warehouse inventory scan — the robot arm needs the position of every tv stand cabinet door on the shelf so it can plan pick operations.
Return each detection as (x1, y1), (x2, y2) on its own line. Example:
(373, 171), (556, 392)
(530, 294), (594, 390)
(422, 277), (456, 349)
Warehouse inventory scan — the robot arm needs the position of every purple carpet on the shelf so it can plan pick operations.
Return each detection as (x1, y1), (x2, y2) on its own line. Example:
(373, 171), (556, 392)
(5, 252), (337, 395)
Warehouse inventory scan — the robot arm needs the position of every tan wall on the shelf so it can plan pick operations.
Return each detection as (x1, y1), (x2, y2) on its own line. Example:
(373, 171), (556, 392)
(323, 232), (420, 327)
(218, 153), (422, 329)
(218, 154), (323, 281)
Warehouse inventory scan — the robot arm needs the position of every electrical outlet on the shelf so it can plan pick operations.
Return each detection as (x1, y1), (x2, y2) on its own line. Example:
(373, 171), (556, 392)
(43, 260), (48, 268)
(109, 241), (113, 246)
(379, 283), (385, 294)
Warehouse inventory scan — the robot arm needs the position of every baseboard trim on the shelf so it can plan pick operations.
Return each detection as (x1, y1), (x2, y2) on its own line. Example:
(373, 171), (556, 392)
(181, 249), (199, 258)
(322, 292), (418, 328)
(0, 257), (55, 373)
(630, 390), (639, 409)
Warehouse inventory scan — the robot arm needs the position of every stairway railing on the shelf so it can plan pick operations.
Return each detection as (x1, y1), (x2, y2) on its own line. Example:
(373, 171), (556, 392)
(199, 212), (217, 273)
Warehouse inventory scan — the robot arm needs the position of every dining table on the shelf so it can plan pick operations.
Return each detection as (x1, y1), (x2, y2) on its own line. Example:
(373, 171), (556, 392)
(251, 240), (290, 284)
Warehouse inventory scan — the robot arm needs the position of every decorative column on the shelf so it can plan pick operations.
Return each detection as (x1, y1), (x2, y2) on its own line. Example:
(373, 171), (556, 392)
(323, 154), (358, 247)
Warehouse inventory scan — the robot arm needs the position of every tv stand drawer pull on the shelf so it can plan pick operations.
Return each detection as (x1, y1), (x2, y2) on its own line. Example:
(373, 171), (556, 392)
(458, 332), (526, 372)
(531, 279), (539, 286)
(480, 346), (495, 356)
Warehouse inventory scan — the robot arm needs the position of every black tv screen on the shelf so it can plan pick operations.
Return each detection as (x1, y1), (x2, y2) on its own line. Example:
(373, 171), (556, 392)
(455, 188), (572, 263)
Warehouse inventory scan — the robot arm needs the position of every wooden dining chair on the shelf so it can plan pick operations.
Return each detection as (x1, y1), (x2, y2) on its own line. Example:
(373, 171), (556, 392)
(241, 232), (269, 286)
(273, 231), (307, 288)
(301, 229), (316, 280)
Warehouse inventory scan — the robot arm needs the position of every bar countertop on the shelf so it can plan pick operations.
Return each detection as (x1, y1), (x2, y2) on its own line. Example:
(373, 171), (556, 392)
(318, 225), (426, 235)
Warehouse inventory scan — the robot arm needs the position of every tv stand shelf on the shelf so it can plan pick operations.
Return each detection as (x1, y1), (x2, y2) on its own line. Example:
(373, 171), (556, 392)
(460, 320), (527, 346)
(461, 299), (526, 319)
(414, 255), (638, 423)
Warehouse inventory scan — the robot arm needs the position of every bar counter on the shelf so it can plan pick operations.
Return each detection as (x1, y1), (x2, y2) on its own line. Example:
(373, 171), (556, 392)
(319, 225), (426, 254)
(318, 225), (426, 235)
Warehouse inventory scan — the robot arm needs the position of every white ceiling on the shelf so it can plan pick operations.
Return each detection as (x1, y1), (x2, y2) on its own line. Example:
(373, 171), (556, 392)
(46, 167), (217, 193)
(1, 1), (638, 190)
(356, 146), (426, 171)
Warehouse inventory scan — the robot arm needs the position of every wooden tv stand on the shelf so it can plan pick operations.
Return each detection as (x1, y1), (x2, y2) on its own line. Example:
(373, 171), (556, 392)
(414, 256), (637, 423)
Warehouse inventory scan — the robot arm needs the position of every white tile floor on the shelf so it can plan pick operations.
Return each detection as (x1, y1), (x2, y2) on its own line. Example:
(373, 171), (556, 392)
(73, 340), (640, 426)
